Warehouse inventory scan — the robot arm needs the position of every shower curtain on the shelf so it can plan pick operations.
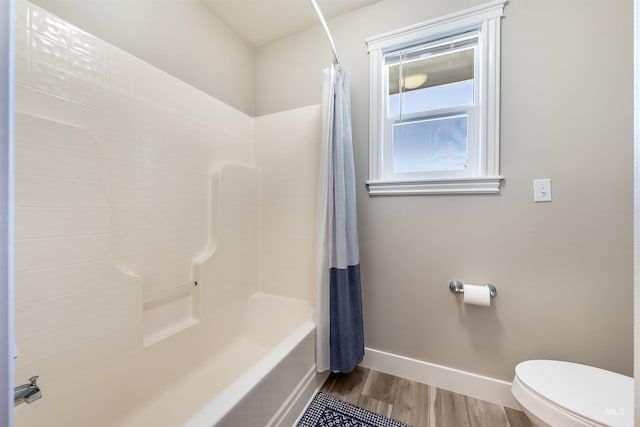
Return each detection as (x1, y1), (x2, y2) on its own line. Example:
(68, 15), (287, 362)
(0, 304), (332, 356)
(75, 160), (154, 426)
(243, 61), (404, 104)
(316, 63), (364, 373)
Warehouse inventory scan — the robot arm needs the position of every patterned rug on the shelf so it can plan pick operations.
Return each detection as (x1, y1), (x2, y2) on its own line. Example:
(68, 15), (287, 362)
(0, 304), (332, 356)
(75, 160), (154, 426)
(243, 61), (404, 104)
(297, 392), (412, 427)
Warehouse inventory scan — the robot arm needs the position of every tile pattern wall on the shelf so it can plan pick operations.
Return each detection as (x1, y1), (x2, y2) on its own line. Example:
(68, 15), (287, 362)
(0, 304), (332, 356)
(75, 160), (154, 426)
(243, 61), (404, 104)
(13, 0), (255, 409)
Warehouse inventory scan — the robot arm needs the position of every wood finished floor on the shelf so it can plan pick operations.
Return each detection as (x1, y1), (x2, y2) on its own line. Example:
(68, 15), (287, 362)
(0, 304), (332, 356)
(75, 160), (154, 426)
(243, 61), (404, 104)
(319, 366), (533, 427)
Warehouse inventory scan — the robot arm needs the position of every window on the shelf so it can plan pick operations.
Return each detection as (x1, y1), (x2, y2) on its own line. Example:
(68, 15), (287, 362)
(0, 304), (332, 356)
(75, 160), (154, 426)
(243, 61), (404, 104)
(366, 0), (506, 195)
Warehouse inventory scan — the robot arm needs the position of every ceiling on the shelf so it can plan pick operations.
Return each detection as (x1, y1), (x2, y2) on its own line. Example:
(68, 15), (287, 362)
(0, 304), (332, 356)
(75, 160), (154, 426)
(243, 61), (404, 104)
(201, 0), (381, 47)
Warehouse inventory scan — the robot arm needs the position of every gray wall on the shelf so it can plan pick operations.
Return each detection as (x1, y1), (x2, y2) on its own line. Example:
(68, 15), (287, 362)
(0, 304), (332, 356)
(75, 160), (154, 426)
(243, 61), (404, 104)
(30, 0), (255, 116)
(256, 0), (634, 380)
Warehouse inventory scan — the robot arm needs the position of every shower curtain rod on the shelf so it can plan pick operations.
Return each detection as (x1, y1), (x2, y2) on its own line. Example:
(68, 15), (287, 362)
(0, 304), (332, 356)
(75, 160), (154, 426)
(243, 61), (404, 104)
(307, 0), (340, 65)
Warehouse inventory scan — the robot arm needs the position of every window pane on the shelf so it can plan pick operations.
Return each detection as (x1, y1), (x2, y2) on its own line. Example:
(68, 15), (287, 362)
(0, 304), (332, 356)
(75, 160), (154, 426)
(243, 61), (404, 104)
(388, 48), (474, 117)
(388, 79), (473, 116)
(392, 116), (468, 173)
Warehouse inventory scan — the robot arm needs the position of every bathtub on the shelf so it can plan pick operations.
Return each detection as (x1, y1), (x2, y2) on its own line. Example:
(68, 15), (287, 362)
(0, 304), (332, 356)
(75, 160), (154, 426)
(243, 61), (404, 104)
(112, 293), (327, 427)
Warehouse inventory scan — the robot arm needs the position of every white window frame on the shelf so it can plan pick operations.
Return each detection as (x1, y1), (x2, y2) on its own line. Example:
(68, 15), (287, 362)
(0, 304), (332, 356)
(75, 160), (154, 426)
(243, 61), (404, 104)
(366, 0), (507, 195)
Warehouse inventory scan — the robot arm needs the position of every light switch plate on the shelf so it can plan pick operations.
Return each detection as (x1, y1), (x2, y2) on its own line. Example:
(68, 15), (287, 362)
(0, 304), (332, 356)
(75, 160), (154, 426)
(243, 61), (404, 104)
(533, 179), (552, 202)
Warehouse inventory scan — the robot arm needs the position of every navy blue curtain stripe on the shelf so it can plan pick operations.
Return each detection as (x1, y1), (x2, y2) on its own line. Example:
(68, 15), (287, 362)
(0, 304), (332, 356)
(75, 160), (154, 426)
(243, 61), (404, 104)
(329, 265), (364, 373)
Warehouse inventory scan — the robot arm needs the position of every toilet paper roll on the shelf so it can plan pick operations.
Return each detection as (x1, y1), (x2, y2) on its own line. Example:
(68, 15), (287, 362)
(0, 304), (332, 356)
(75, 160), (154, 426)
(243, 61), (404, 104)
(463, 284), (491, 307)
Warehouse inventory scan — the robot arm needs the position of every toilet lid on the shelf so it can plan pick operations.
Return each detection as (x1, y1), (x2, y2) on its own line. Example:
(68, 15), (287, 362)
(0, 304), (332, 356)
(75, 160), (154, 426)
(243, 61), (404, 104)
(515, 360), (633, 426)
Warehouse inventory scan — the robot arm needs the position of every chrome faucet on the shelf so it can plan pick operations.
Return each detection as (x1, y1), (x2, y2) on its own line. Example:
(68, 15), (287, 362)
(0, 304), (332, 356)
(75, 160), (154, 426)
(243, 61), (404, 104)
(14, 376), (42, 406)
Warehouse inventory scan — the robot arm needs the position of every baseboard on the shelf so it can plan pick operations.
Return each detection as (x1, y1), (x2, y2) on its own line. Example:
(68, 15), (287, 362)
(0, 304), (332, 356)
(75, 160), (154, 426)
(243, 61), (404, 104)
(361, 347), (520, 409)
(269, 366), (330, 427)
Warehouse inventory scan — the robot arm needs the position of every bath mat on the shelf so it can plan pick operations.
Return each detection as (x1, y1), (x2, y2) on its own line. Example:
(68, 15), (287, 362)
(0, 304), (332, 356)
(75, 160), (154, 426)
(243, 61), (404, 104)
(297, 392), (411, 427)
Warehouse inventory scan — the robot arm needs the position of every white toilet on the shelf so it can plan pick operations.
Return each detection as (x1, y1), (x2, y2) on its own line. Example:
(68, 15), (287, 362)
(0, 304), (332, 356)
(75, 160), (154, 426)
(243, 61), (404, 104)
(511, 360), (633, 427)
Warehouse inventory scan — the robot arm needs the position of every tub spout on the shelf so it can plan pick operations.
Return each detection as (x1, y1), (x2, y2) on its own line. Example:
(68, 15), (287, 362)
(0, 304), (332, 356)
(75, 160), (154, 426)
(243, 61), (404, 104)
(14, 376), (42, 406)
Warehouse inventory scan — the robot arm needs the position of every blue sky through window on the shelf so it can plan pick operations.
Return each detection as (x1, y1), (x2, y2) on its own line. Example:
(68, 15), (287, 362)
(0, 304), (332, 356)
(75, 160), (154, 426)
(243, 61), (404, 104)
(392, 116), (468, 173)
(388, 79), (473, 117)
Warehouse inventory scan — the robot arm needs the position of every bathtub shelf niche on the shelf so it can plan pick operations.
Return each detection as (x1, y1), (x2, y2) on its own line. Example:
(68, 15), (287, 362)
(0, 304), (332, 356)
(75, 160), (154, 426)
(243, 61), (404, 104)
(143, 281), (200, 347)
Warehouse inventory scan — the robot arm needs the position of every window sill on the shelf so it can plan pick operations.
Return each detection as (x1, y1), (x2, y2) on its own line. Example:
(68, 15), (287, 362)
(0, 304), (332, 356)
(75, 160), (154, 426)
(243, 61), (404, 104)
(366, 176), (503, 195)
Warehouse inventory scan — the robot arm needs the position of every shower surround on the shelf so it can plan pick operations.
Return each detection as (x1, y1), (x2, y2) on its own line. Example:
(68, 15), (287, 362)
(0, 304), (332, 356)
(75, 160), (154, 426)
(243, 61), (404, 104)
(13, 1), (322, 425)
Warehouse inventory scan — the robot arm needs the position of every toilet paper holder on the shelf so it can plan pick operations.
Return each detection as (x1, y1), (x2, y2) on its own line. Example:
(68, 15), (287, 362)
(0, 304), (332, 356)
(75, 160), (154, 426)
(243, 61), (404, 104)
(449, 281), (497, 298)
